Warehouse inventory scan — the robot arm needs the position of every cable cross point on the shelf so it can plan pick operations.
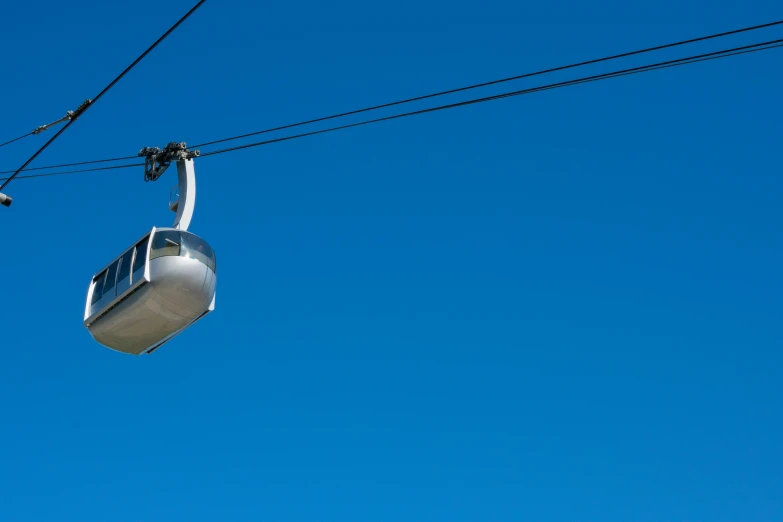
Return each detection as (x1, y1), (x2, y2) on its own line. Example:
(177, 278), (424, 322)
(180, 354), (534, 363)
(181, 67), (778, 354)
(0, 0), (207, 195)
(31, 99), (92, 135)
(139, 142), (200, 181)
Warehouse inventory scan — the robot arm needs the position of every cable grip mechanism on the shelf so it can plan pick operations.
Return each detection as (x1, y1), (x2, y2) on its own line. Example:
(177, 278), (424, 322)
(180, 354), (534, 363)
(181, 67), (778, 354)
(138, 142), (200, 182)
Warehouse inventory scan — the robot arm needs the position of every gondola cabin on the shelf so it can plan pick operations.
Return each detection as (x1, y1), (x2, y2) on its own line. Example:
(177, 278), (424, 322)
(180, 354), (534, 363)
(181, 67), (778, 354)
(84, 227), (216, 355)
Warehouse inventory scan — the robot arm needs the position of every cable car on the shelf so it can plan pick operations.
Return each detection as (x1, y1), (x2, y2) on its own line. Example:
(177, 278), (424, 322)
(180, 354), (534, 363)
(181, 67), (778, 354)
(84, 144), (216, 355)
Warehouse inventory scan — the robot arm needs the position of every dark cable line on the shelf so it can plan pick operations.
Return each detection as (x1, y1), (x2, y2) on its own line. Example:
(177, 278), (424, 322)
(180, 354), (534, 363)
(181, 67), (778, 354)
(1, 109), (84, 151)
(0, 121), (78, 191)
(197, 39), (783, 158)
(0, 163), (143, 182)
(3, 18), (781, 177)
(5, 38), (779, 184)
(0, 155), (140, 175)
(88, 1), (207, 110)
(189, 19), (783, 150)
(0, 0), (207, 192)
(0, 132), (34, 149)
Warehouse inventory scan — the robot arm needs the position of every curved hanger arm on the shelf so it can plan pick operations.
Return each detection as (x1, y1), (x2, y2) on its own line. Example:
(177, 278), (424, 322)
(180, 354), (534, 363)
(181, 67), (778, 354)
(172, 159), (196, 231)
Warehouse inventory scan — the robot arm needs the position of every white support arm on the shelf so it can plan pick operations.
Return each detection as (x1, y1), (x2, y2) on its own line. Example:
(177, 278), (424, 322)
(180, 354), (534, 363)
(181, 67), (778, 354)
(172, 159), (196, 231)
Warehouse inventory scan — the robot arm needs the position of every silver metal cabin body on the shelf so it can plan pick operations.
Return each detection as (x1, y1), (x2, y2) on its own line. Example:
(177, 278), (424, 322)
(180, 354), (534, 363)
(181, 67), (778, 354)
(84, 154), (216, 355)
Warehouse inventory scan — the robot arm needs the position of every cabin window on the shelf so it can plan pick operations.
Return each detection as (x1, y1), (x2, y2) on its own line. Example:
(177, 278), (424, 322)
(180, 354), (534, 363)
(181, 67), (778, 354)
(103, 259), (119, 298)
(132, 237), (149, 281)
(116, 248), (134, 291)
(150, 230), (181, 260)
(181, 232), (217, 272)
(91, 271), (107, 306)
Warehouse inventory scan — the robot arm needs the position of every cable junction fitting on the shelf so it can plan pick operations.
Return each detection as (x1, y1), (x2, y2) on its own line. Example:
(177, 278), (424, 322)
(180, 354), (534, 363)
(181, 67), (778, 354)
(32, 99), (92, 135)
(139, 142), (200, 182)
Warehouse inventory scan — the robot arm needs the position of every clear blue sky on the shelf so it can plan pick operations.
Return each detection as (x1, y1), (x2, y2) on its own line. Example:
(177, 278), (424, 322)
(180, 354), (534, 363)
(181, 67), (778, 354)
(1, 1), (781, 520)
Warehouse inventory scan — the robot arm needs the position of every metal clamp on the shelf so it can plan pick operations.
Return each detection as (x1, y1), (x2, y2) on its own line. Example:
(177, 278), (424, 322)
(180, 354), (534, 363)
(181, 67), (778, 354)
(138, 142), (200, 182)
(32, 99), (92, 135)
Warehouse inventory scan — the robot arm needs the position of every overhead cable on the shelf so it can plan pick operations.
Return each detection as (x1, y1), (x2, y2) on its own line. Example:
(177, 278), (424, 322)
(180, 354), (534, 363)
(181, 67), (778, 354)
(0, 163), (142, 182)
(0, 132), (34, 149)
(3, 18), (782, 177)
(0, 99), (92, 150)
(0, 0), (208, 193)
(189, 19), (783, 149)
(197, 39), (783, 157)
(0, 154), (140, 176)
(3, 37), (780, 184)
